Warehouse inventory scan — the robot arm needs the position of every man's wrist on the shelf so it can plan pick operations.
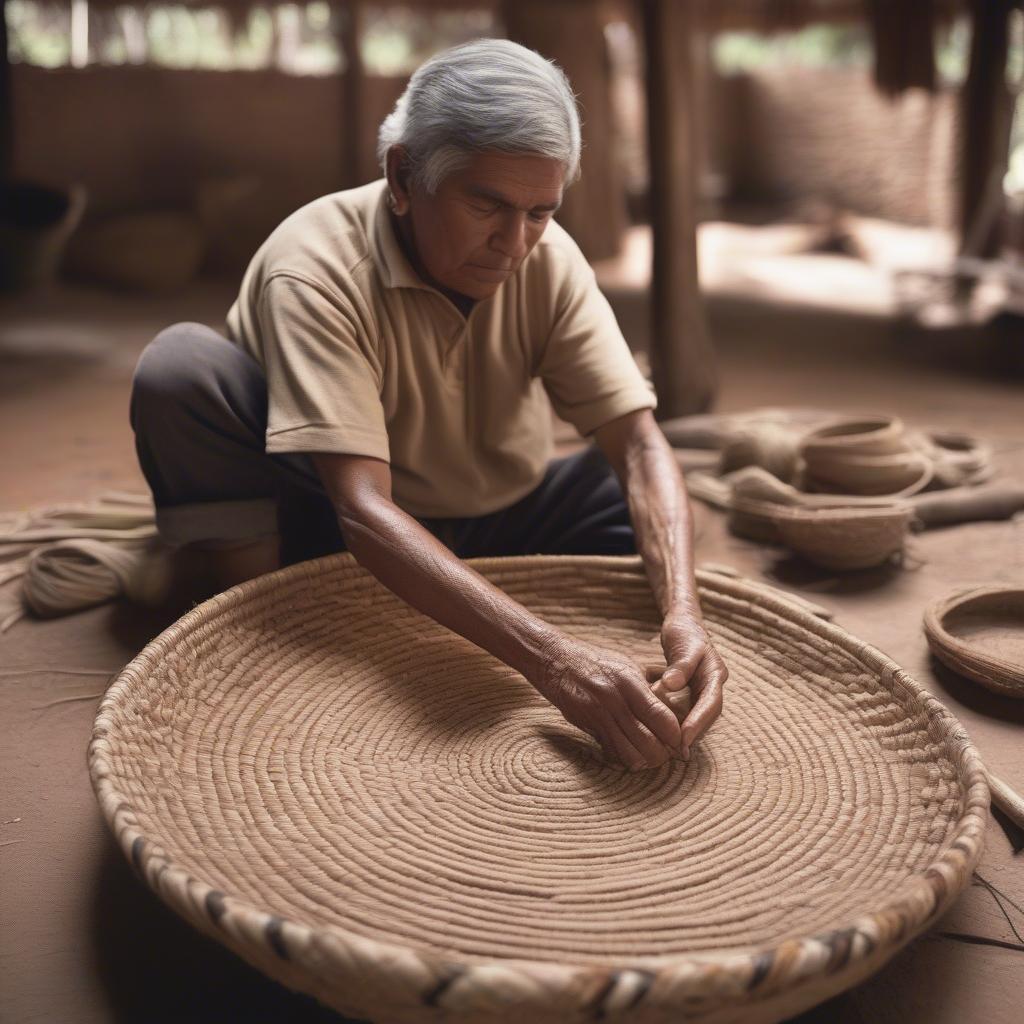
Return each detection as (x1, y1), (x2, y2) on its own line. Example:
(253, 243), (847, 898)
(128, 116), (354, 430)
(664, 590), (703, 627)
(507, 618), (570, 687)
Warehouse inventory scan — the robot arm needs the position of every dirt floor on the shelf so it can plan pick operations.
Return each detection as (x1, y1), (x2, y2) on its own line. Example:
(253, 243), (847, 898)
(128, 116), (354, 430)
(1, 266), (1022, 1023)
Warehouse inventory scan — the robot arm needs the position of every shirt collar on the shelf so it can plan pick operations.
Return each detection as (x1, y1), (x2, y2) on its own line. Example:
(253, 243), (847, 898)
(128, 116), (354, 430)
(369, 179), (434, 292)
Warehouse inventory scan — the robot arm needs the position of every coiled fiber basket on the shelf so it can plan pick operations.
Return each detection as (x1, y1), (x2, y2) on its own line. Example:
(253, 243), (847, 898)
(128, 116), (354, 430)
(89, 554), (989, 1024)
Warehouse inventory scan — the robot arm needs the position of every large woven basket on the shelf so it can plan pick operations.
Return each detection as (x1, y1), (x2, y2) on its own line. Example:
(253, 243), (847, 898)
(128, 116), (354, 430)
(89, 555), (988, 1024)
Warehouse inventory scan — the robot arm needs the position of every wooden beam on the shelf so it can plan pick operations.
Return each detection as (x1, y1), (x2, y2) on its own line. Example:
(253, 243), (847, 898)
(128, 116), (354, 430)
(958, 0), (1013, 258)
(641, 0), (717, 417)
(0, 0), (12, 180)
(502, 0), (627, 261)
(341, 0), (366, 188)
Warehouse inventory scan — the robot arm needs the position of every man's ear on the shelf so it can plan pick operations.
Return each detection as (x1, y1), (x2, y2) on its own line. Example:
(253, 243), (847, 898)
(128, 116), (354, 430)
(385, 145), (413, 216)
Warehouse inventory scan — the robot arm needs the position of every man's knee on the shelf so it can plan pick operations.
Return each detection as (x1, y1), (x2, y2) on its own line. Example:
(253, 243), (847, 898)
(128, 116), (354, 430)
(130, 322), (261, 433)
(132, 322), (205, 427)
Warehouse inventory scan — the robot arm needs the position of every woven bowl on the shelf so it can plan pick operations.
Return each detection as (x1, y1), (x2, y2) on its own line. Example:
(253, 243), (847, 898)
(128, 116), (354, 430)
(89, 555), (987, 1024)
(729, 498), (913, 570)
(924, 585), (1024, 698)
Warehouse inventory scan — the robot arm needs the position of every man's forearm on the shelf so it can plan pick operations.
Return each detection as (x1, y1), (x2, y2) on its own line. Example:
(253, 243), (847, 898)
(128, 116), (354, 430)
(335, 500), (568, 681)
(619, 430), (702, 622)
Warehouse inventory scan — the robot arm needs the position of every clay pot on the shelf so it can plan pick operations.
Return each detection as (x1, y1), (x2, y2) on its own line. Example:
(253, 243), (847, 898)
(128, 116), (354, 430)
(803, 450), (934, 497)
(800, 417), (908, 459)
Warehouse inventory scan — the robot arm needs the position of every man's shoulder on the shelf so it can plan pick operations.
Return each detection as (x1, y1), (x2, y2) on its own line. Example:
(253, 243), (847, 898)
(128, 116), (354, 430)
(256, 180), (386, 283)
(227, 181), (388, 345)
(533, 217), (589, 266)
(517, 217), (594, 305)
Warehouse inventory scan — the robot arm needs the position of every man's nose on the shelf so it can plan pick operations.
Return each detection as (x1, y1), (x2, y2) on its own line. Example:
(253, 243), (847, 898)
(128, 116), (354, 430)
(491, 211), (529, 261)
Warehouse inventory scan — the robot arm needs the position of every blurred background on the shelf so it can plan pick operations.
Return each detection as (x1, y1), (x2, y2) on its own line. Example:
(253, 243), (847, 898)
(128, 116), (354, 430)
(3, 7), (1024, 1024)
(1, 0), (1023, 503)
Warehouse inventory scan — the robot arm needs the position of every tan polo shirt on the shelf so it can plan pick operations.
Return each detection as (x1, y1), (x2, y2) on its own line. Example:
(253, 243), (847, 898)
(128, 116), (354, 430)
(224, 178), (656, 518)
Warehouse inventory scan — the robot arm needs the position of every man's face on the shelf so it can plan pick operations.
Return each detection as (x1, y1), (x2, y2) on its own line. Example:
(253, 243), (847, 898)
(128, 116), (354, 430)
(391, 150), (565, 303)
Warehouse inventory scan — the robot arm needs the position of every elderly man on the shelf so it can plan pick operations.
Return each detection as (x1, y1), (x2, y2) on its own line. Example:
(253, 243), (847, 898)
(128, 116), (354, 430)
(130, 39), (726, 772)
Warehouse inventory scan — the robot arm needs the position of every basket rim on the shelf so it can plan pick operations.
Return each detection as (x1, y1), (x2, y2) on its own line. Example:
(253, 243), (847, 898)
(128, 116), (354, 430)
(88, 553), (990, 1014)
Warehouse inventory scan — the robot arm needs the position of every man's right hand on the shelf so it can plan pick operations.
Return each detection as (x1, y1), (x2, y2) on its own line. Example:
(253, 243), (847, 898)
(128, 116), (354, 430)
(311, 451), (685, 773)
(529, 638), (685, 771)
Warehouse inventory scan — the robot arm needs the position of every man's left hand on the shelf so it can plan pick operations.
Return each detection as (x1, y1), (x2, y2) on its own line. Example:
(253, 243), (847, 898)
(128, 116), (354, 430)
(653, 614), (728, 760)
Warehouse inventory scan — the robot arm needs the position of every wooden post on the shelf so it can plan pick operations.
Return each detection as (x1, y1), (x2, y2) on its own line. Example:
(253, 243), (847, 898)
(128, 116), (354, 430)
(502, 0), (628, 261)
(0, 0), (12, 180)
(341, 0), (366, 188)
(958, 0), (1013, 257)
(641, 0), (717, 417)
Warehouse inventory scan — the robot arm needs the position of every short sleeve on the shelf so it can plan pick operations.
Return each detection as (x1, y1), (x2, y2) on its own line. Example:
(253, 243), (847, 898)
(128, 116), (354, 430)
(257, 274), (390, 461)
(534, 248), (657, 437)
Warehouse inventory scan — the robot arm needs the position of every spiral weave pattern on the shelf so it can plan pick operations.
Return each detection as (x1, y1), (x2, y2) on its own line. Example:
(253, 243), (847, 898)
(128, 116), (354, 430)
(89, 555), (988, 1024)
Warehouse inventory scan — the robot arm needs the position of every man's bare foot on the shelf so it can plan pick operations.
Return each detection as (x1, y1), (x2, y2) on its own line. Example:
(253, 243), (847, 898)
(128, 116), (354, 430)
(205, 534), (282, 589)
(124, 535), (281, 610)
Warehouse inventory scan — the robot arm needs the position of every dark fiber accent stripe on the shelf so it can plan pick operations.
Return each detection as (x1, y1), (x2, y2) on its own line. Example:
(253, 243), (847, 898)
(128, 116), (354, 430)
(853, 928), (876, 956)
(747, 951), (773, 991)
(825, 929), (854, 973)
(589, 971), (620, 1020)
(621, 970), (656, 1012)
(205, 890), (227, 926)
(423, 965), (465, 1007)
(265, 916), (289, 959)
(130, 836), (147, 875)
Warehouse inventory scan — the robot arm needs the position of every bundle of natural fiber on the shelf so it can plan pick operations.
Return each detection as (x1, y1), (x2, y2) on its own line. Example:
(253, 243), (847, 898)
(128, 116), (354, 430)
(91, 553), (991, 1024)
(912, 431), (994, 489)
(924, 586), (1024, 699)
(719, 422), (804, 484)
(0, 492), (161, 630)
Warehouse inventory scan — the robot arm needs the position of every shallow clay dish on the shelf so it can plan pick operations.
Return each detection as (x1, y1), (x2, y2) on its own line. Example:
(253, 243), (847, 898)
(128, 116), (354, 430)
(924, 586), (1024, 698)
(90, 554), (987, 1024)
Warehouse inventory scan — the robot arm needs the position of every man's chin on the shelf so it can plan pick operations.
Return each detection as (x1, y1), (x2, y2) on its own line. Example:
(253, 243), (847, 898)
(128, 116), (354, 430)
(451, 279), (503, 302)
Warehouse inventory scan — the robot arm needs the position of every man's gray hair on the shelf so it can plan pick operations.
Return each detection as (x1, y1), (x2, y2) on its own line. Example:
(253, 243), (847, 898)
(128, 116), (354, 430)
(376, 38), (582, 193)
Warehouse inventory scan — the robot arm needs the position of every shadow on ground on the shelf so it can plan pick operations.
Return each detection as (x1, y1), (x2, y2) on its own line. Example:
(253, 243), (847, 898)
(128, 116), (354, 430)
(89, 834), (363, 1023)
